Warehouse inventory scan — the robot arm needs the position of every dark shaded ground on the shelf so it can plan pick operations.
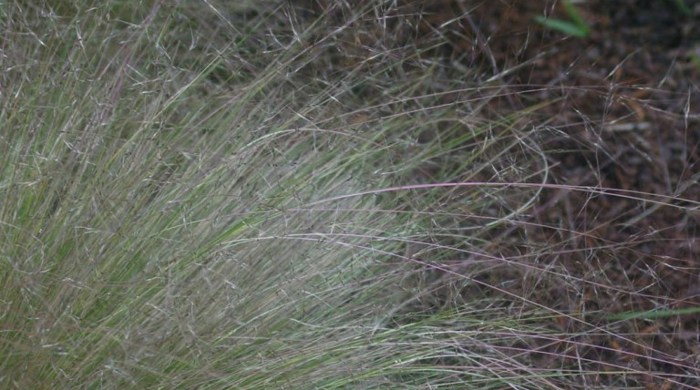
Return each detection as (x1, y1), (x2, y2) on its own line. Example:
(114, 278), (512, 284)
(430, 0), (700, 387)
(298, 0), (699, 386)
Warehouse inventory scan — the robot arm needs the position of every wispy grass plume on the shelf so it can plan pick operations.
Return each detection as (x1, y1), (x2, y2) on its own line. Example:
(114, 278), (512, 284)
(2, 1), (698, 389)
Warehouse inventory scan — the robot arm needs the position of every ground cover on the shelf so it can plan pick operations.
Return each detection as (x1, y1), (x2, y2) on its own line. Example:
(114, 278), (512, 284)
(1, 1), (699, 388)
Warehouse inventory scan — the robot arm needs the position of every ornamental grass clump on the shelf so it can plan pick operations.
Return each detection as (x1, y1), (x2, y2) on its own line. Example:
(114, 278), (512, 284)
(2, 1), (698, 389)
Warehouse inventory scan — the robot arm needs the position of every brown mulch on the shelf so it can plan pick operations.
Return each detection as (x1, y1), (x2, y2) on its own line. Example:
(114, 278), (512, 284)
(420, 0), (700, 387)
(296, 0), (699, 386)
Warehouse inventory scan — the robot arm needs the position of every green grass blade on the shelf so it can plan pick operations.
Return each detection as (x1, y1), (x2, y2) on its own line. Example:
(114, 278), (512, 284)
(534, 16), (589, 38)
(607, 306), (700, 321)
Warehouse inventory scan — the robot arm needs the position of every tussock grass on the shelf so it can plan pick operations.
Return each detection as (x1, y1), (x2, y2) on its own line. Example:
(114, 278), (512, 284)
(1, 1), (698, 388)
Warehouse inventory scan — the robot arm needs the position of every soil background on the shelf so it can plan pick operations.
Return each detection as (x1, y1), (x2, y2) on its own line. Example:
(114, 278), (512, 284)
(414, 1), (700, 387)
(300, 0), (700, 386)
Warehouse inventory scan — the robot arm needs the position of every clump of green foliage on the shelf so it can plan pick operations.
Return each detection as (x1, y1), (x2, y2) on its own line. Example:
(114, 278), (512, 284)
(2, 1), (698, 389)
(0, 1), (554, 387)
